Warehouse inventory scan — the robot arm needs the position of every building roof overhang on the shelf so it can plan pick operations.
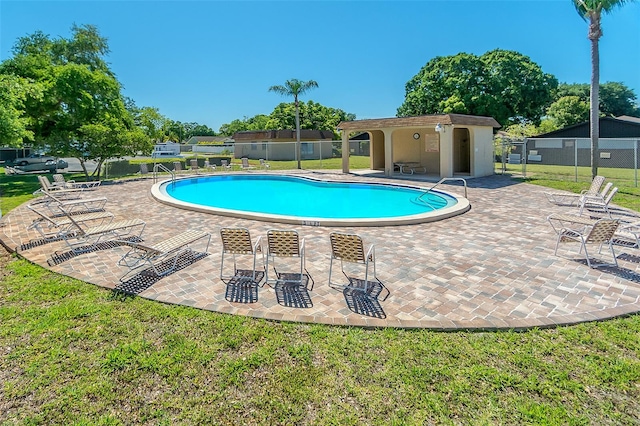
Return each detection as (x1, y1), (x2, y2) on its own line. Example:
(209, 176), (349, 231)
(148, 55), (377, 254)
(337, 113), (501, 131)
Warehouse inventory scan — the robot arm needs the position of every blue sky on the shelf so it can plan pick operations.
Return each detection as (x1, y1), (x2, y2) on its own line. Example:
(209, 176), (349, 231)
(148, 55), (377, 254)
(1, 1), (639, 132)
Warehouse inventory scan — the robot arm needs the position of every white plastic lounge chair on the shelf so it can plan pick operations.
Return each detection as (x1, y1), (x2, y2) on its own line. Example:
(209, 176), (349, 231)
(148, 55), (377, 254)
(55, 208), (146, 254)
(579, 186), (618, 216)
(117, 229), (211, 282)
(259, 159), (270, 170)
(544, 175), (605, 206)
(554, 217), (620, 268)
(329, 232), (379, 293)
(220, 227), (264, 284)
(265, 229), (307, 287)
(27, 204), (114, 239)
(53, 174), (100, 189)
(241, 157), (255, 171)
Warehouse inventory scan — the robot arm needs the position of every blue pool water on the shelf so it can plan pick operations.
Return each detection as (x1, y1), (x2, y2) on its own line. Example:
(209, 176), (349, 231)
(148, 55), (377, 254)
(164, 175), (457, 219)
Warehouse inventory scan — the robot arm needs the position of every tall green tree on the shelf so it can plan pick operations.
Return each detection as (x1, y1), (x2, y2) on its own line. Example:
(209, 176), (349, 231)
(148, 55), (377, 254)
(573, 0), (636, 179)
(266, 101), (354, 138)
(0, 24), (151, 179)
(0, 75), (41, 147)
(397, 50), (557, 126)
(546, 95), (590, 128)
(556, 82), (640, 117)
(268, 79), (318, 169)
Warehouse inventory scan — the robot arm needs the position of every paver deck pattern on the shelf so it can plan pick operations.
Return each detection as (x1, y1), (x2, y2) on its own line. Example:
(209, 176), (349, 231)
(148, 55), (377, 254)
(2, 171), (640, 329)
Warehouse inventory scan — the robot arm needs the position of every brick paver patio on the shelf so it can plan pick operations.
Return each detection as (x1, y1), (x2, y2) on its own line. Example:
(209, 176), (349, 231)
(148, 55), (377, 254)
(2, 171), (640, 330)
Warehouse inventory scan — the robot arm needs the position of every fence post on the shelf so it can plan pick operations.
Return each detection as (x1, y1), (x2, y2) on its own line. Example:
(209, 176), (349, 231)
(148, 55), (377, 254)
(635, 139), (638, 187)
(574, 139), (578, 182)
(522, 138), (527, 178)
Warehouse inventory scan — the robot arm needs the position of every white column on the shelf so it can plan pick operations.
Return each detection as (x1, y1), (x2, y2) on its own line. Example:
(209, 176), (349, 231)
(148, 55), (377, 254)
(439, 126), (454, 178)
(383, 128), (393, 177)
(341, 130), (349, 173)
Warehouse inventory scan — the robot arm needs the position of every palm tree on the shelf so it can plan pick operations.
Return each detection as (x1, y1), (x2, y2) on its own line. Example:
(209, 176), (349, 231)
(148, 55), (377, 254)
(573, 0), (634, 179)
(268, 79), (319, 169)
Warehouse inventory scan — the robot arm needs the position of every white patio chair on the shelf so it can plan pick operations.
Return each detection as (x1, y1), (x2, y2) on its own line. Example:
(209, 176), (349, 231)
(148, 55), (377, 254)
(328, 232), (379, 294)
(554, 218), (620, 268)
(265, 229), (307, 287)
(220, 227), (264, 284)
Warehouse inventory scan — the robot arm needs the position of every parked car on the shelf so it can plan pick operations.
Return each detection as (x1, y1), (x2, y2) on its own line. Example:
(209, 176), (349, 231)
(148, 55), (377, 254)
(6, 154), (68, 173)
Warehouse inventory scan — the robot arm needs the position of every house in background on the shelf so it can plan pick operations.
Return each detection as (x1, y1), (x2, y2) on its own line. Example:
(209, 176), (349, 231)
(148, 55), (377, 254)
(151, 141), (181, 158)
(518, 116), (640, 167)
(337, 114), (501, 178)
(349, 132), (370, 156)
(186, 136), (234, 145)
(232, 129), (335, 160)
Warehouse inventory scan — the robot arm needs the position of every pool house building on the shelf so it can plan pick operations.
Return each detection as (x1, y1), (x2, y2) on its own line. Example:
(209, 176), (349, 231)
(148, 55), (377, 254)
(337, 114), (501, 178)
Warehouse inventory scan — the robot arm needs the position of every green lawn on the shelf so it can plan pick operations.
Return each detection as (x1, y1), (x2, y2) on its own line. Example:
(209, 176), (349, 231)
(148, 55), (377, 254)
(1, 166), (639, 424)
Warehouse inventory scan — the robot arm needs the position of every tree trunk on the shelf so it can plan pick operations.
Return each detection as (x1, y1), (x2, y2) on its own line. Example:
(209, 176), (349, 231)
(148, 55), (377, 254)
(589, 12), (601, 181)
(78, 158), (89, 179)
(295, 97), (301, 169)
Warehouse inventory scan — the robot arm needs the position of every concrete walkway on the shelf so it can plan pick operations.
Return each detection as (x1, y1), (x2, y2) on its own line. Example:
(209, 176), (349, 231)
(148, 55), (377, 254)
(2, 171), (640, 330)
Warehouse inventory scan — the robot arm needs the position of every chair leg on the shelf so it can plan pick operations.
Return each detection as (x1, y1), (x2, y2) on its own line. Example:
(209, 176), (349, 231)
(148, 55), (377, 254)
(582, 242), (592, 268)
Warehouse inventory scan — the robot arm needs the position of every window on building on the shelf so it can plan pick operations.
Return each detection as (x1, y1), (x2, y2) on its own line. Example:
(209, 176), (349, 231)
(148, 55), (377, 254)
(251, 142), (257, 151)
(301, 142), (314, 155)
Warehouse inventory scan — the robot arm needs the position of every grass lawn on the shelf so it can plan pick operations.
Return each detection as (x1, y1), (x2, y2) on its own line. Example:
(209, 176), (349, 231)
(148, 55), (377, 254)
(1, 165), (639, 424)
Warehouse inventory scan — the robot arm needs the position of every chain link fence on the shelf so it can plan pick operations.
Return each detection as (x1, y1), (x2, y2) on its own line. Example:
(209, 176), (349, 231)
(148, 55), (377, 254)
(495, 137), (640, 187)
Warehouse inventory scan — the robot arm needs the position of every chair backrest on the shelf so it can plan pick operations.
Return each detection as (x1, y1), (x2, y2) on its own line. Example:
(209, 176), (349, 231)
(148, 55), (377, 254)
(220, 228), (254, 254)
(267, 230), (300, 257)
(586, 219), (620, 244)
(242, 158), (250, 167)
(173, 161), (182, 172)
(588, 175), (606, 194)
(259, 159), (266, 165)
(604, 187), (618, 204)
(190, 159), (198, 169)
(53, 174), (66, 186)
(139, 163), (149, 174)
(38, 175), (53, 191)
(204, 160), (210, 168)
(599, 182), (613, 198)
(330, 232), (366, 263)
(221, 159), (229, 167)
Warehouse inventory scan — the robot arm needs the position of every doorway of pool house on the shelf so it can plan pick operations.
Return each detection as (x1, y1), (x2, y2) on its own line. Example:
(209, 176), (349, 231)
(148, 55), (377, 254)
(453, 128), (471, 175)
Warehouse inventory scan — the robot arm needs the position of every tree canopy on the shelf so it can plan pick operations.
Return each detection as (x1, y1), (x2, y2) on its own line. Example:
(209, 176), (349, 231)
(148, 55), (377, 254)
(397, 49), (558, 126)
(218, 101), (355, 139)
(556, 82), (640, 118)
(0, 24), (150, 178)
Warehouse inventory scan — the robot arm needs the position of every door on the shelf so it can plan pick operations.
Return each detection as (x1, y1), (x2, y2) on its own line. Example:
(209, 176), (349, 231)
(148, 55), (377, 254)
(453, 128), (470, 174)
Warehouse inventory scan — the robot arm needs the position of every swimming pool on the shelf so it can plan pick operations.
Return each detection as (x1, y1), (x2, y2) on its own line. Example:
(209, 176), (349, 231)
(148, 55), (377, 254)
(152, 174), (470, 226)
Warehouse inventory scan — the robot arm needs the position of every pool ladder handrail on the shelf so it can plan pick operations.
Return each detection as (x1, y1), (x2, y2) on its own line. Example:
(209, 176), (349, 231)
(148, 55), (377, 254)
(153, 163), (175, 184)
(416, 177), (468, 204)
